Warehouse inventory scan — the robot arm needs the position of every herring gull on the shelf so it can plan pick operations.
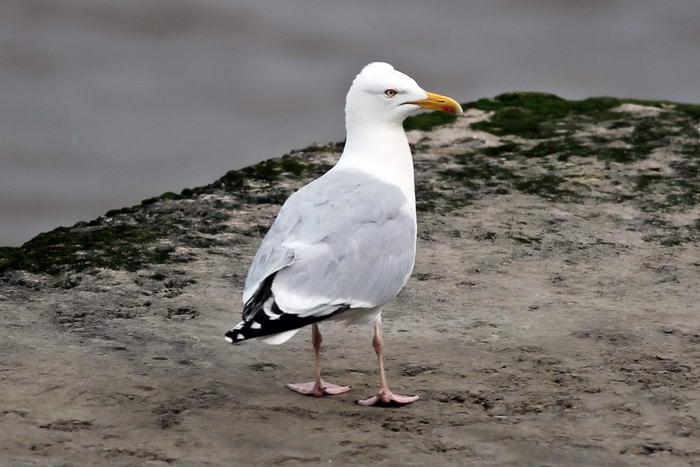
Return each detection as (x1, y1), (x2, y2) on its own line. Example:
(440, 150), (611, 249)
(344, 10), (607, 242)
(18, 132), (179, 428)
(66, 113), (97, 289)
(225, 62), (462, 406)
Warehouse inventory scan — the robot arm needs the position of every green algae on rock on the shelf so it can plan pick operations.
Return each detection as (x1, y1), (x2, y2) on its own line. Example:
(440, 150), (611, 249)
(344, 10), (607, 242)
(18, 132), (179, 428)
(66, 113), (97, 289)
(465, 93), (623, 139)
(465, 92), (700, 140)
(2, 92), (699, 275)
(403, 110), (458, 132)
(0, 224), (168, 274)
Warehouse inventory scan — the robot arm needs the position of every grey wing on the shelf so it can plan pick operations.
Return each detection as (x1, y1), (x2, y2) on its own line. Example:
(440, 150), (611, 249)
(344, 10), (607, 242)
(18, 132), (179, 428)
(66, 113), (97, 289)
(236, 169), (416, 337)
(241, 218), (296, 307)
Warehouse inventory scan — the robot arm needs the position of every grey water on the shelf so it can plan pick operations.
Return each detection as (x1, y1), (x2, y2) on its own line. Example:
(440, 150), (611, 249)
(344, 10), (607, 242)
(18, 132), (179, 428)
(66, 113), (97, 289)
(1, 0), (699, 246)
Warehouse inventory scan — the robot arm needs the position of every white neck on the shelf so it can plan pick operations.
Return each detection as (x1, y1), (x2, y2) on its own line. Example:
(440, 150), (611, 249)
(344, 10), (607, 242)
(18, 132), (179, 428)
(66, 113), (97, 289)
(335, 122), (416, 210)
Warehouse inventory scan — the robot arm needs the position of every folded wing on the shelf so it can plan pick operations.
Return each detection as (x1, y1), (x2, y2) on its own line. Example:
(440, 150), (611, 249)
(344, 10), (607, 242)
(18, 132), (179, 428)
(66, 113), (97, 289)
(226, 168), (416, 343)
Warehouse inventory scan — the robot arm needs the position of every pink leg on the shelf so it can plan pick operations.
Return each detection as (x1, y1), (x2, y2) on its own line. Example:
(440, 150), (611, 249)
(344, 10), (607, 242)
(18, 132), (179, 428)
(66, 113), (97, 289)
(358, 322), (419, 407)
(286, 324), (351, 397)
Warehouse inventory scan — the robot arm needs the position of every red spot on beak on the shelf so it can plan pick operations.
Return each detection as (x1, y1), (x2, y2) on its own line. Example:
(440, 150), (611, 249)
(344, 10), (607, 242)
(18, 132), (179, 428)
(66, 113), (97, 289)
(443, 106), (456, 114)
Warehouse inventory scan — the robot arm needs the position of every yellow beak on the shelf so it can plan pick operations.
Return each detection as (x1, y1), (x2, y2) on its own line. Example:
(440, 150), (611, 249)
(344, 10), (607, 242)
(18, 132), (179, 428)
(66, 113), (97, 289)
(409, 91), (462, 114)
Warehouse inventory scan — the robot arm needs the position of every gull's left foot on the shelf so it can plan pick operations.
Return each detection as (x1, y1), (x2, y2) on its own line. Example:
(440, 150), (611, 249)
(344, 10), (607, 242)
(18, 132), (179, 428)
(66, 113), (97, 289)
(357, 387), (419, 406)
(286, 379), (351, 397)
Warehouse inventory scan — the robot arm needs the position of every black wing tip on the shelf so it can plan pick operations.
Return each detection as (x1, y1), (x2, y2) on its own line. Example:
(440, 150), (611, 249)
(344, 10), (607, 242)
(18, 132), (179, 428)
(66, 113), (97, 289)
(226, 303), (351, 346)
(224, 329), (246, 345)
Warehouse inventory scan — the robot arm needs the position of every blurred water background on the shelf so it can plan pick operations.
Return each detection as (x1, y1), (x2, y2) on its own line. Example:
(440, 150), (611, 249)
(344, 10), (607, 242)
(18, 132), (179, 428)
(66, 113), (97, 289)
(1, 0), (699, 245)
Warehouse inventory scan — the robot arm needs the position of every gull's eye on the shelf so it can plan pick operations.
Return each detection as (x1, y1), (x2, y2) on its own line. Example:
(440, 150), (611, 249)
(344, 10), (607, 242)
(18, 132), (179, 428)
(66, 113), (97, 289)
(384, 89), (398, 98)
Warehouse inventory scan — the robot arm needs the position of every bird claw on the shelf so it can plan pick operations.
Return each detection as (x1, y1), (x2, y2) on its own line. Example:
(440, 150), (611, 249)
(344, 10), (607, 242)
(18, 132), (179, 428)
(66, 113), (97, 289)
(286, 379), (351, 397)
(357, 387), (419, 406)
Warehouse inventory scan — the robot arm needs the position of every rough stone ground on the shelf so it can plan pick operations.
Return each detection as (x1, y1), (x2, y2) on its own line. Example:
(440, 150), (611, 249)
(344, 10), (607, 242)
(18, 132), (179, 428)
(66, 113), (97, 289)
(1, 94), (700, 466)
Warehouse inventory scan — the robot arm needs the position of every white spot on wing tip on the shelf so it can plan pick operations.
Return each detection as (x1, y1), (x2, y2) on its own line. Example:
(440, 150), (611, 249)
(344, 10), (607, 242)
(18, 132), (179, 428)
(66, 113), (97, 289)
(263, 298), (282, 320)
(237, 333), (244, 340)
(224, 336), (233, 343)
(251, 321), (261, 329)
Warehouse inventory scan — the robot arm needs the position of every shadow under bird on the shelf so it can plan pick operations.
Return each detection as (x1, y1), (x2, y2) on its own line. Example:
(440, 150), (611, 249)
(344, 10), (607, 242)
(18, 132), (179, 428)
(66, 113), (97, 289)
(225, 62), (462, 406)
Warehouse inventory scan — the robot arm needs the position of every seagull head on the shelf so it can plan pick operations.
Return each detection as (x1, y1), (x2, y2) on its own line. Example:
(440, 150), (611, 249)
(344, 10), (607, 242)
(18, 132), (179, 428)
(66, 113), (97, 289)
(345, 62), (462, 129)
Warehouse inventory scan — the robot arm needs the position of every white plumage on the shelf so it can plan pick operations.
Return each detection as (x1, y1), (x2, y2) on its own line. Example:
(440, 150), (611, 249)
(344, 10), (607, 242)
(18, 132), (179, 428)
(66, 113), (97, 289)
(225, 62), (461, 405)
